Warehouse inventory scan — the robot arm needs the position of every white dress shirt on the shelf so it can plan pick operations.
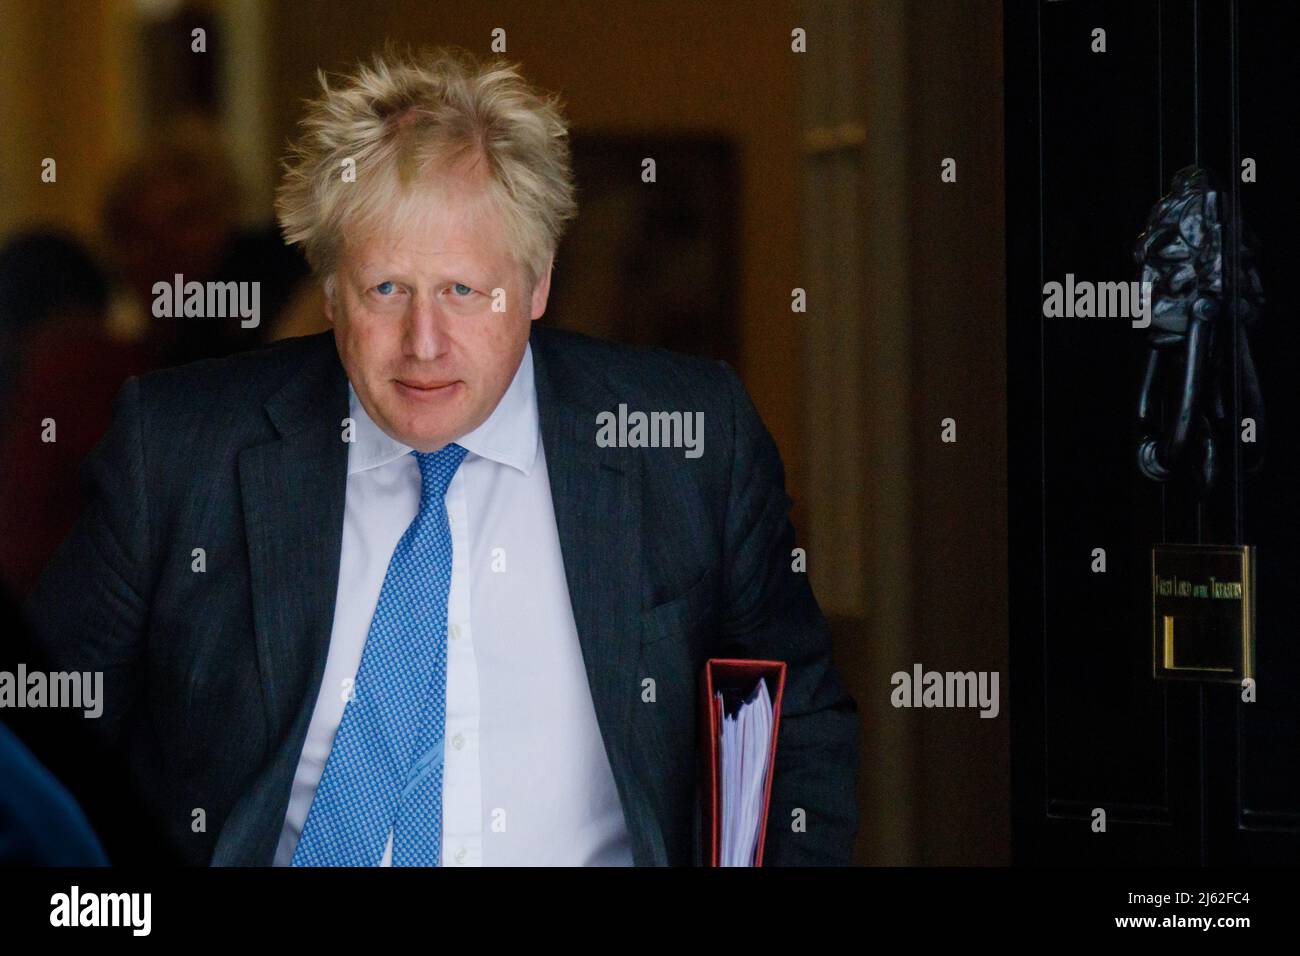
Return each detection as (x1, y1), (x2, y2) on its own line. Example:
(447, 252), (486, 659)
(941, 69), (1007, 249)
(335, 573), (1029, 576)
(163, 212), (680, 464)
(274, 344), (634, 866)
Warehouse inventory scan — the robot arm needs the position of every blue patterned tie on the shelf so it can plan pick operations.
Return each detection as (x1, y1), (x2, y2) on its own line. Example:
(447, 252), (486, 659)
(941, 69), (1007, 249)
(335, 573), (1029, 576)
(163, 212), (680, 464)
(292, 442), (468, 867)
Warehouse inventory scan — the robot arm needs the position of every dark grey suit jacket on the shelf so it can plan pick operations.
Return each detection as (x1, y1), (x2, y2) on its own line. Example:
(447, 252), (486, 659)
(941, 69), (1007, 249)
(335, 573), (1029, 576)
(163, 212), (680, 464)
(24, 326), (859, 866)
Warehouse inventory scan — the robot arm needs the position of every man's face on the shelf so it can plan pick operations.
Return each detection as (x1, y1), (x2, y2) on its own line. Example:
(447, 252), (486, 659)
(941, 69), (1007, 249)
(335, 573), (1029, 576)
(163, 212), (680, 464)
(327, 174), (551, 452)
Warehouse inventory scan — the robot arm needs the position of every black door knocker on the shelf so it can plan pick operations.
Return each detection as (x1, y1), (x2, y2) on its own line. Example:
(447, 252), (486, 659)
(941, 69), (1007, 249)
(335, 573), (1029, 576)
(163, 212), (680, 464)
(1134, 165), (1265, 494)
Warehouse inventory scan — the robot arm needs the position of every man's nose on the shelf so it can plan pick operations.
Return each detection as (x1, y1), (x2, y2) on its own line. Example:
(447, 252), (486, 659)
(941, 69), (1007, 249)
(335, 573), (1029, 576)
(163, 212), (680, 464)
(404, 293), (450, 361)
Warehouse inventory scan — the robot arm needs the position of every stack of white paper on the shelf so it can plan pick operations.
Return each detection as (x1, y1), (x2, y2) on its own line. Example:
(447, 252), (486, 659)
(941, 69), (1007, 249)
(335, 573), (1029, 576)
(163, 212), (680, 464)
(717, 678), (774, 867)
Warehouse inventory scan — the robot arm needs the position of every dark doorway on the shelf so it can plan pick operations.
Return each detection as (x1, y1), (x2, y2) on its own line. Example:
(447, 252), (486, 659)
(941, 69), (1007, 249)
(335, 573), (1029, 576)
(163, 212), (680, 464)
(1007, 0), (1300, 864)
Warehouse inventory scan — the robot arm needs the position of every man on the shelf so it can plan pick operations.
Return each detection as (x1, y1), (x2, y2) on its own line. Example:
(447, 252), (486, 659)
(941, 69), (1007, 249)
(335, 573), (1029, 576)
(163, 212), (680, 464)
(24, 47), (858, 866)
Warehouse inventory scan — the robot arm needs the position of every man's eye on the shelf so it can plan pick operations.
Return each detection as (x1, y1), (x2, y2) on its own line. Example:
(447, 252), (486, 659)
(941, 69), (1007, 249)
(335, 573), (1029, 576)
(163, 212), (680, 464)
(451, 282), (474, 296)
(374, 281), (397, 295)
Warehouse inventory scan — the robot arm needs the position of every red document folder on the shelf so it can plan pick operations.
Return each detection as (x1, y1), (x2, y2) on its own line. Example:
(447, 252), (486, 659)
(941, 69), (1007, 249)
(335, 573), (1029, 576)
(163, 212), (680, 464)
(697, 658), (787, 866)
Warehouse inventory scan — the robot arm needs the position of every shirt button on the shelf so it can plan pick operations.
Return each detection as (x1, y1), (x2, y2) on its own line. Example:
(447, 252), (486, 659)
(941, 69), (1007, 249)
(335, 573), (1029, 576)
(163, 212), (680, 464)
(452, 733), (465, 750)
(455, 847), (467, 864)
(449, 623), (461, 640)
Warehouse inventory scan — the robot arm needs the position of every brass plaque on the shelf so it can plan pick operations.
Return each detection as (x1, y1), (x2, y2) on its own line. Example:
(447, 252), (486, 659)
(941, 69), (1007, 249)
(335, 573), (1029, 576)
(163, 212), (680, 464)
(1152, 544), (1255, 683)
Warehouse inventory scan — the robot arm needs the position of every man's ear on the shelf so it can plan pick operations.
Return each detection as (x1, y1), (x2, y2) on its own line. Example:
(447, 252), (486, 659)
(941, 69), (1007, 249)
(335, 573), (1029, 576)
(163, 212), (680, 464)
(323, 278), (336, 325)
(529, 257), (554, 321)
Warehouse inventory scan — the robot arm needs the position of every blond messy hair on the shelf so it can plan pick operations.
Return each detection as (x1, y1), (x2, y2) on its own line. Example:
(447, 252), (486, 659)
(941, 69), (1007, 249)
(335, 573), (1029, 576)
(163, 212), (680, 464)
(275, 45), (577, 297)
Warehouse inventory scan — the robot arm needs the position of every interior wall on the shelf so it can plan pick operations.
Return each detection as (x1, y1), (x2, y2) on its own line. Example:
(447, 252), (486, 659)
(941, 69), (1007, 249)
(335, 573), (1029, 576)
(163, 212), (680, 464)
(905, 0), (1009, 865)
(0, 0), (135, 239)
(804, 0), (1008, 865)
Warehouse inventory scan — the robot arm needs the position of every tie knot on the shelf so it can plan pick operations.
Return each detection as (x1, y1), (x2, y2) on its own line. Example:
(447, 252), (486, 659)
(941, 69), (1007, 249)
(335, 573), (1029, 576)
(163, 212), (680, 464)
(411, 443), (468, 502)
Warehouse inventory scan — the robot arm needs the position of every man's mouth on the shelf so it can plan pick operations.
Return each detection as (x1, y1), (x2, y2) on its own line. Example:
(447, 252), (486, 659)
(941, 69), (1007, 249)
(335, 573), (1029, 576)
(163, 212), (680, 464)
(396, 378), (462, 398)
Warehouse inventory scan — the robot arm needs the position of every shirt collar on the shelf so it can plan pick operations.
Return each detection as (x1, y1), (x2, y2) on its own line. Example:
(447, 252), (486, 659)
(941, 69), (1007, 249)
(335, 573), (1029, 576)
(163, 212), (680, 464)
(346, 342), (539, 478)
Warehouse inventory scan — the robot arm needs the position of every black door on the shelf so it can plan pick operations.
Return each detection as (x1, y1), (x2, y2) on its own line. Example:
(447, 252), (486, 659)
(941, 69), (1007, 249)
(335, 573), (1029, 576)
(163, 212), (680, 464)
(1007, 0), (1300, 864)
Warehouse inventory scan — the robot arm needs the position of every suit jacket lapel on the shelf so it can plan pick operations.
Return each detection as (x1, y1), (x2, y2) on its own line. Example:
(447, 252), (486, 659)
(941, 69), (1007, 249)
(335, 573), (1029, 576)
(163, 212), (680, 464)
(214, 334), (349, 864)
(530, 327), (666, 865)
